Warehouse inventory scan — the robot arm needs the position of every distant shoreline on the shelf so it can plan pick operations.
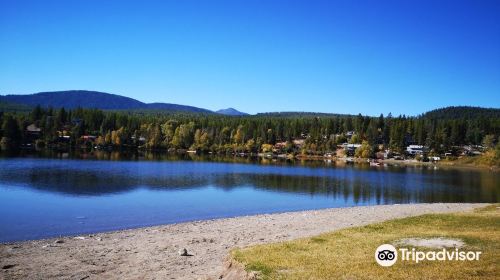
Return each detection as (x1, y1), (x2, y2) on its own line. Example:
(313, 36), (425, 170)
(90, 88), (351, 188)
(294, 155), (499, 172)
(381, 158), (499, 172)
(2, 149), (498, 172)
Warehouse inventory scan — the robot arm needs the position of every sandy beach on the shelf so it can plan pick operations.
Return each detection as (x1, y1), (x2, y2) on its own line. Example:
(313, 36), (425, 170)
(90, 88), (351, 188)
(0, 203), (488, 280)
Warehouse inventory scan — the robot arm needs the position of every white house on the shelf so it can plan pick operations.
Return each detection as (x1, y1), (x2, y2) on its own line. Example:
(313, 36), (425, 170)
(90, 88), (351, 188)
(345, 143), (362, 156)
(406, 145), (425, 155)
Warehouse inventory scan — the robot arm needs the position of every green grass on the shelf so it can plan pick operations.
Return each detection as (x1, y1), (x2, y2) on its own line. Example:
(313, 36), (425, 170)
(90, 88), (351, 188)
(232, 205), (499, 279)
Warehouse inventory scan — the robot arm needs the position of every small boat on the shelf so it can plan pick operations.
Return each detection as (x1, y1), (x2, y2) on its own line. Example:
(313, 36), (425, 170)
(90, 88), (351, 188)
(370, 161), (381, 166)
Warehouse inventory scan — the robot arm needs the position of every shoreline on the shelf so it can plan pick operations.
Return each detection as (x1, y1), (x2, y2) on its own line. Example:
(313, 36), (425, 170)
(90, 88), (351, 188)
(3, 150), (498, 173)
(0, 203), (488, 280)
(299, 156), (499, 172)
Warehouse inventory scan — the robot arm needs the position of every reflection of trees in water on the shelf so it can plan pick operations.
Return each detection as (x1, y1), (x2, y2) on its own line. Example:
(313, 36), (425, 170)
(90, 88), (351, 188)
(217, 173), (497, 204)
(11, 150), (372, 167)
(0, 161), (498, 203)
(1, 169), (209, 196)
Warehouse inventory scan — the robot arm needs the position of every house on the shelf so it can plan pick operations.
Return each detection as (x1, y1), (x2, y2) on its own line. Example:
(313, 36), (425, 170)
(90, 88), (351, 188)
(293, 139), (305, 147)
(25, 124), (42, 142)
(383, 149), (391, 159)
(131, 136), (147, 144)
(406, 145), (425, 155)
(460, 145), (483, 156)
(22, 124), (42, 147)
(345, 143), (362, 156)
(26, 124), (41, 134)
(274, 141), (287, 149)
(81, 135), (97, 141)
(58, 135), (71, 143)
(272, 141), (287, 153)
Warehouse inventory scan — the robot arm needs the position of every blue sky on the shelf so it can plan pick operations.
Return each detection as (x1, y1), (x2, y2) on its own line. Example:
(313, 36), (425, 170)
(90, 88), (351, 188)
(1, 0), (499, 115)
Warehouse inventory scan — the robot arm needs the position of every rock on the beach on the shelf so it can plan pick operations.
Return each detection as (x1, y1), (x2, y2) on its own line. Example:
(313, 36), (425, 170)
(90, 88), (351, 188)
(178, 248), (189, 256)
(2, 264), (16, 269)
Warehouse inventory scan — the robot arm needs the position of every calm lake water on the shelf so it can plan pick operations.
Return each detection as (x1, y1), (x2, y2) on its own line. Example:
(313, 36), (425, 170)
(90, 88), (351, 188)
(0, 155), (498, 242)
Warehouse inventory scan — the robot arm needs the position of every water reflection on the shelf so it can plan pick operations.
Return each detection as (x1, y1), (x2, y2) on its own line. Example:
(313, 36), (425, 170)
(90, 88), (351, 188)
(0, 156), (498, 242)
(0, 158), (498, 203)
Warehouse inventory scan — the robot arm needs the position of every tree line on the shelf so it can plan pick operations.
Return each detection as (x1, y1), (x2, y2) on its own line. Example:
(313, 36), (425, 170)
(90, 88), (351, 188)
(1, 106), (499, 158)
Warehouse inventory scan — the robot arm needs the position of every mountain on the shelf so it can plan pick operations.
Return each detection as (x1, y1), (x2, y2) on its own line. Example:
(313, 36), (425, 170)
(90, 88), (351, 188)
(144, 103), (212, 113)
(216, 107), (249, 116)
(2, 91), (498, 118)
(0, 90), (213, 113)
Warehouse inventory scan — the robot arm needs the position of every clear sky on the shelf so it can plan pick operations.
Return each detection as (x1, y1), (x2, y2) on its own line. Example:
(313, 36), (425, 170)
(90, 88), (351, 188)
(1, 0), (499, 115)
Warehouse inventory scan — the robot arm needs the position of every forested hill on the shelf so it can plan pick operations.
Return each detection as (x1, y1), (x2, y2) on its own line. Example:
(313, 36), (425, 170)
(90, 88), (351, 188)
(2, 91), (498, 119)
(0, 90), (213, 113)
(422, 106), (500, 120)
(256, 107), (500, 119)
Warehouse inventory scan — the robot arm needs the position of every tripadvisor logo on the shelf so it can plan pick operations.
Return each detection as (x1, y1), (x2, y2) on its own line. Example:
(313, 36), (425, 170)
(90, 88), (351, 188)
(375, 244), (482, 267)
(375, 244), (398, 266)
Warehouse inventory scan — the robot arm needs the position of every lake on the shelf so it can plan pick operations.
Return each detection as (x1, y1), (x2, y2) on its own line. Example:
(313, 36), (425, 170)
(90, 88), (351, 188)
(0, 155), (498, 242)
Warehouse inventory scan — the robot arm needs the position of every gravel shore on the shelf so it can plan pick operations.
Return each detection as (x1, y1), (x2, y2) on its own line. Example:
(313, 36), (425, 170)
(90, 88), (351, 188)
(0, 203), (488, 280)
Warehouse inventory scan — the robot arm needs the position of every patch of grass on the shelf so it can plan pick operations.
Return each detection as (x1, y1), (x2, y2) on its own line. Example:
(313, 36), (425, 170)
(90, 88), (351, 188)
(246, 262), (274, 277)
(441, 151), (500, 168)
(310, 237), (327, 244)
(232, 205), (499, 279)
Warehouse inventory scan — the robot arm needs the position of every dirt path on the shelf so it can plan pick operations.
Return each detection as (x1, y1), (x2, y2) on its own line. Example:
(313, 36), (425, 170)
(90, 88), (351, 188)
(0, 203), (487, 280)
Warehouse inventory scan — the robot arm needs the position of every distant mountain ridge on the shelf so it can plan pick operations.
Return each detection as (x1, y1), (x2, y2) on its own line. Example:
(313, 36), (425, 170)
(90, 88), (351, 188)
(1, 91), (497, 118)
(216, 108), (249, 116)
(422, 106), (500, 119)
(0, 90), (214, 113)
